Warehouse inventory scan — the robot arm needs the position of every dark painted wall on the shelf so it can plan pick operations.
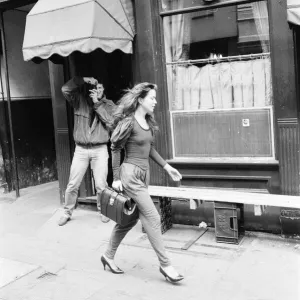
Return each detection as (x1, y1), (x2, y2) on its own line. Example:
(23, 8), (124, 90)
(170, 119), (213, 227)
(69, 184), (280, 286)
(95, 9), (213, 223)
(0, 8), (57, 191)
(10, 98), (57, 188)
(0, 98), (57, 189)
(0, 10), (51, 99)
(269, 0), (300, 196)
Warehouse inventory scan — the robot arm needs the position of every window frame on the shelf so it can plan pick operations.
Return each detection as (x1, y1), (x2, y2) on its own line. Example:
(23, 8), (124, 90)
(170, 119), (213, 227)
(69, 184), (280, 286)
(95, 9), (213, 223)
(169, 106), (276, 160)
(159, 0), (275, 161)
(159, 0), (267, 16)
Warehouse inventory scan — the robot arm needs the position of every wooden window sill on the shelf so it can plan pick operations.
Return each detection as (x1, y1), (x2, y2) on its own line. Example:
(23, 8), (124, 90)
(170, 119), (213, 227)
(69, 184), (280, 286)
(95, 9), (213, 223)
(166, 158), (279, 166)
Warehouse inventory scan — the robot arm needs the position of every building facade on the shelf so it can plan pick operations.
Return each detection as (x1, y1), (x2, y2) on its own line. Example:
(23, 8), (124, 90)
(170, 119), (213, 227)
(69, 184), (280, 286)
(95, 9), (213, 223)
(1, 0), (299, 233)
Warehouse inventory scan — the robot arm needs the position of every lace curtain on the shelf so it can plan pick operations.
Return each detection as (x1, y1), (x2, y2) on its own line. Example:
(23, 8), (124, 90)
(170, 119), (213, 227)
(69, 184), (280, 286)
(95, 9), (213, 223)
(173, 57), (272, 110)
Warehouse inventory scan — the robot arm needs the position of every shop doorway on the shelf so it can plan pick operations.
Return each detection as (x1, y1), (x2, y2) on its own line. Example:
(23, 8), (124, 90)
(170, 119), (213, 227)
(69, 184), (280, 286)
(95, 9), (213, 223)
(67, 49), (133, 201)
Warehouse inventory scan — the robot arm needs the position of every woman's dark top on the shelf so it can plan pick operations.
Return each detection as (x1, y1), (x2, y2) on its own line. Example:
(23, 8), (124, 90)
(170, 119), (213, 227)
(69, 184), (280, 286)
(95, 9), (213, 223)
(111, 117), (167, 181)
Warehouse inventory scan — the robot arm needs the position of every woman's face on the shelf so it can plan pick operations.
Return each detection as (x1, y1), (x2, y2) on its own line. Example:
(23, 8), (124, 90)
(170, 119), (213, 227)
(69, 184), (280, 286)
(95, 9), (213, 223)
(139, 89), (157, 114)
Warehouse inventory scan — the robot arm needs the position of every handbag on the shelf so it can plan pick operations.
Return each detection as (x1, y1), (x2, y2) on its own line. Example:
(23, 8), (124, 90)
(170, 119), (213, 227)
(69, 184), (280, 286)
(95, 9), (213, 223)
(98, 187), (139, 225)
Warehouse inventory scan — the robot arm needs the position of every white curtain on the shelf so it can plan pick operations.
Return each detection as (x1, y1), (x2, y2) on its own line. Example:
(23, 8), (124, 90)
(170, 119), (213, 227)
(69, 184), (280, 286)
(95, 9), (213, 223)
(172, 57), (272, 110)
(242, 61), (254, 108)
(220, 63), (233, 109)
(252, 2), (270, 53)
(199, 65), (213, 109)
(231, 61), (243, 108)
(164, 0), (191, 109)
(165, 1), (272, 111)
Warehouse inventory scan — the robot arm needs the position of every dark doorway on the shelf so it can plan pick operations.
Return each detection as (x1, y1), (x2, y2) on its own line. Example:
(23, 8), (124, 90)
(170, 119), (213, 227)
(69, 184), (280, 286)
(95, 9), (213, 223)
(67, 49), (133, 199)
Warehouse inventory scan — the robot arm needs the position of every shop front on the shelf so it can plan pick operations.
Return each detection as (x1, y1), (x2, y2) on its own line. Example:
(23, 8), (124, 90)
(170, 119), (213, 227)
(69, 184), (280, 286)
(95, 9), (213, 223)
(22, 0), (136, 201)
(10, 0), (299, 232)
(133, 0), (300, 232)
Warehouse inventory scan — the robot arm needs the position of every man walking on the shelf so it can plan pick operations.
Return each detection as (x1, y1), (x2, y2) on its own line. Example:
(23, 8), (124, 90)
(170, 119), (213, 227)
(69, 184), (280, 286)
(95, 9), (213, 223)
(58, 76), (115, 226)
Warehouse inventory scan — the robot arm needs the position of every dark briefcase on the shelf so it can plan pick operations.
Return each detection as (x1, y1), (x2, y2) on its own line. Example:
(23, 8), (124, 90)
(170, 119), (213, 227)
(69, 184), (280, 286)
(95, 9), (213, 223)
(98, 187), (139, 225)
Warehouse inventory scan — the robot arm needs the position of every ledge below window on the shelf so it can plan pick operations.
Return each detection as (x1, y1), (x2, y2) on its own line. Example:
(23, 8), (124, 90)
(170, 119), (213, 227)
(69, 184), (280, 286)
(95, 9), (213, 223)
(166, 158), (279, 166)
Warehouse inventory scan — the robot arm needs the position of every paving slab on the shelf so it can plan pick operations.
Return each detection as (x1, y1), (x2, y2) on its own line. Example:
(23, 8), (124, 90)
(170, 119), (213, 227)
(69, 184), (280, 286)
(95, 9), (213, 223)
(0, 258), (38, 289)
(36, 208), (113, 250)
(0, 182), (300, 300)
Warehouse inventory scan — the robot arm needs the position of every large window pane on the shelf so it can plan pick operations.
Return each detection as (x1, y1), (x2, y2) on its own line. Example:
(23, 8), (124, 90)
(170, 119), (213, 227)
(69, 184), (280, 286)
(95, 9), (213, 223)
(164, 1), (272, 111)
(163, 1), (274, 159)
(161, 0), (237, 12)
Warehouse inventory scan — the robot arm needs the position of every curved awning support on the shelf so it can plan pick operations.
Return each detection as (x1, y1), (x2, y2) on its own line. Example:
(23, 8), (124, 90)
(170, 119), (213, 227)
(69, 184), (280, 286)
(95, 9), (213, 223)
(22, 0), (135, 62)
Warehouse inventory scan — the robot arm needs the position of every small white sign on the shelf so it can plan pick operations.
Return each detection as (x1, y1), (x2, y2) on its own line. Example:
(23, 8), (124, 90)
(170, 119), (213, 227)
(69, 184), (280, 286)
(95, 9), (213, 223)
(242, 119), (250, 127)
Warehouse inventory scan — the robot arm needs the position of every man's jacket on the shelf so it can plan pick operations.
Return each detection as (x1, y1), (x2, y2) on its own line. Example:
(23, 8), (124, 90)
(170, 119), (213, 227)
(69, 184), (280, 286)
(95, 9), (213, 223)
(62, 76), (115, 146)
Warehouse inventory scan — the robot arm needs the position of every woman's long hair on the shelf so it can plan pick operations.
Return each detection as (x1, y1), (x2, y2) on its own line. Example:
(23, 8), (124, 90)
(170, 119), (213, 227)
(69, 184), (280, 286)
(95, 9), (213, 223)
(113, 82), (159, 132)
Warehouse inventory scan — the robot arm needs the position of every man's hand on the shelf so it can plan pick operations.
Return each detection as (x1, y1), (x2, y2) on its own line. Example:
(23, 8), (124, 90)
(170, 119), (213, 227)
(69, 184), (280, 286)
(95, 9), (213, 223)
(83, 77), (98, 86)
(89, 89), (99, 104)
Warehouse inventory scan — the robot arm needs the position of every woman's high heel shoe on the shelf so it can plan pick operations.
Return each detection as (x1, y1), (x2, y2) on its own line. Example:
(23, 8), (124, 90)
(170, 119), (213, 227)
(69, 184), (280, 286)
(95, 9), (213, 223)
(101, 255), (124, 274)
(159, 267), (184, 283)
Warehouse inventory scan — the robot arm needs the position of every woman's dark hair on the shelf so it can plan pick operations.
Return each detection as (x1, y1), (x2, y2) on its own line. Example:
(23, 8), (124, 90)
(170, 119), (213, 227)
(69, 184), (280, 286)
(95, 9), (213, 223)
(113, 82), (159, 132)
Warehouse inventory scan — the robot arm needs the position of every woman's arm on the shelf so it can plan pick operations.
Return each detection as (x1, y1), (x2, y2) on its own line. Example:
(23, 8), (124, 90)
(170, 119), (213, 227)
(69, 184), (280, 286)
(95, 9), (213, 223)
(111, 148), (123, 192)
(111, 117), (134, 191)
(111, 146), (122, 182)
(150, 146), (182, 182)
(149, 147), (167, 168)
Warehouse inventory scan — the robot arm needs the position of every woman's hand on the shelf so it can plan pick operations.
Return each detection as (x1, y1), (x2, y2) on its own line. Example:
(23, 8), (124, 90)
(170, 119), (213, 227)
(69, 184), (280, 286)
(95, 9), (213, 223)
(163, 164), (182, 182)
(112, 180), (123, 192)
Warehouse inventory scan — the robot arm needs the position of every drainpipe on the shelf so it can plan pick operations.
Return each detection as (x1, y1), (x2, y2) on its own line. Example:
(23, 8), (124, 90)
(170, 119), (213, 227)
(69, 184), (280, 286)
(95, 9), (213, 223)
(0, 11), (19, 197)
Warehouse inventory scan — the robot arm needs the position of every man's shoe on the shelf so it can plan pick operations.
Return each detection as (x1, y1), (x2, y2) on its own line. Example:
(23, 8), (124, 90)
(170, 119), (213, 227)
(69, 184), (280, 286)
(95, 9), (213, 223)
(100, 214), (110, 223)
(58, 216), (70, 226)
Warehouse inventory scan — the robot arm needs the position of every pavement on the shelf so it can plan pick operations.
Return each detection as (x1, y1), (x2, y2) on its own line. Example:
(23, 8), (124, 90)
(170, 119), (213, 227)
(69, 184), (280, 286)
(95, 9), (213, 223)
(0, 181), (299, 300)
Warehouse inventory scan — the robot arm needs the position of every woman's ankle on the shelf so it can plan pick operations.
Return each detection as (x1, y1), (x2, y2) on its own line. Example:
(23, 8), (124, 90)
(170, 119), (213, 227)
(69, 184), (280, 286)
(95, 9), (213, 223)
(103, 254), (113, 261)
(161, 265), (173, 270)
(161, 265), (180, 276)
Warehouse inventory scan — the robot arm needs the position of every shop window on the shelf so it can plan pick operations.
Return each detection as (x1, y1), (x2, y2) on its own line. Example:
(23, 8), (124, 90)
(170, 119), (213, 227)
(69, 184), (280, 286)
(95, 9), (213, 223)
(162, 0), (274, 159)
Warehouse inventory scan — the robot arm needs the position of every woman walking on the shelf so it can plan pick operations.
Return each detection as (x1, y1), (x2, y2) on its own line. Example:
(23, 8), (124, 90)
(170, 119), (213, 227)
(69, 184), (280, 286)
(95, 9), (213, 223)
(101, 82), (184, 283)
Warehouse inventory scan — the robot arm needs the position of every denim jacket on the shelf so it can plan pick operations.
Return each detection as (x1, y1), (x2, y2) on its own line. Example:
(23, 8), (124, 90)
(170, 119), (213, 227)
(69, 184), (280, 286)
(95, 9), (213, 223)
(62, 76), (115, 146)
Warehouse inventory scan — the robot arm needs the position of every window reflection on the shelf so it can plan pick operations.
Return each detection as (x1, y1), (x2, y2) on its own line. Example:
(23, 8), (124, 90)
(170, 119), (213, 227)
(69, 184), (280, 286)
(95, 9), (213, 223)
(163, 1), (272, 111)
(162, 0), (208, 12)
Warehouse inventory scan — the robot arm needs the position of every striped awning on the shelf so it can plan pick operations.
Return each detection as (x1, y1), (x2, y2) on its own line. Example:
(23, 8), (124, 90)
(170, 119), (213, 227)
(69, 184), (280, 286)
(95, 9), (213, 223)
(287, 0), (300, 26)
(22, 0), (135, 62)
